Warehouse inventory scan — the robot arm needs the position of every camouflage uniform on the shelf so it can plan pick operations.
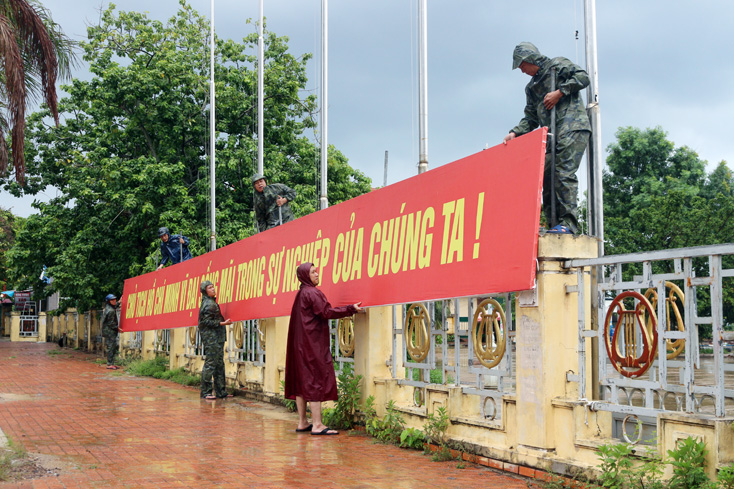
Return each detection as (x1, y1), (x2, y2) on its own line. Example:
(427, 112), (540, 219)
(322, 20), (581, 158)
(101, 303), (119, 366)
(199, 293), (227, 398)
(254, 183), (297, 232)
(159, 234), (192, 266)
(509, 42), (591, 234)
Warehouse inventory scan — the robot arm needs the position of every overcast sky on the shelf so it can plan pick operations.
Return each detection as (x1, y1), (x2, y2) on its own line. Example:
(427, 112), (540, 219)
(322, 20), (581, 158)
(3, 0), (733, 217)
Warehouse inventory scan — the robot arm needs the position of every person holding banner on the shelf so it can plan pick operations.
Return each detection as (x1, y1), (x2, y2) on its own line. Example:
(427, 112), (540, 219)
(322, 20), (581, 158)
(251, 173), (297, 232)
(101, 294), (120, 370)
(285, 263), (363, 435)
(156, 227), (192, 271)
(502, 42), (591, 235)
(198, 281), (233, 400)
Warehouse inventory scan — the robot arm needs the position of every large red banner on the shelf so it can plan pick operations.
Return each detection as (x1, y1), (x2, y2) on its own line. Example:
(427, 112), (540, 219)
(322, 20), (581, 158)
(120, 128), (546, 331)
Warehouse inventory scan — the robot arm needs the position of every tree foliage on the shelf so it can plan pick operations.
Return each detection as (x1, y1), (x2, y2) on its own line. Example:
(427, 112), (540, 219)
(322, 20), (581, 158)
(0, 0), (76, 184)
(603, 126), (734, 329)
(0, 207), (22, 289)
(6, 0), (371, 310)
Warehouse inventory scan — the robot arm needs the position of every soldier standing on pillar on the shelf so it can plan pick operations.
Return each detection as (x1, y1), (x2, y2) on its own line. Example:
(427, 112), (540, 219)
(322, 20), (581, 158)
(503, 42), (591, 235)
(101, 294), (120, 370)
(251, 173), (297, 232)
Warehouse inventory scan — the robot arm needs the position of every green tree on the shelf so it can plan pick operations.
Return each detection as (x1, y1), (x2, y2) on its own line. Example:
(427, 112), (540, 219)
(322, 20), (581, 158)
(603, 126), (734, 330)
(0, 0), (75, 184)
(0, 207), (23, 289)
(7, 0), (370, 309)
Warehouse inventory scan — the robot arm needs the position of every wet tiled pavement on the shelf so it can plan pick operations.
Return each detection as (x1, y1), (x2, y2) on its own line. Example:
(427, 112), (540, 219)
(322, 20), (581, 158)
(0, 341), (534, 488)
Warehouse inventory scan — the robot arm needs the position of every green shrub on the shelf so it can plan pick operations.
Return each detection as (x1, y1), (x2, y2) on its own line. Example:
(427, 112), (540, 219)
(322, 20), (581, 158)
(399, 427), (426, 450)
(125, 356), (200, 386)
(717, 464), (734, 489)
(278, 380), (296, 412)
(668, 437), (709, 489)
(363, 397), (406, 445)
(322, 364), (363, 430)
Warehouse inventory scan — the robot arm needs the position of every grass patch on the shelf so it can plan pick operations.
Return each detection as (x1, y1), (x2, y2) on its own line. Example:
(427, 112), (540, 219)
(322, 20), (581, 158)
(46, 350), (70, 356)
(125, 357), (200, 386)
(0, 436), (28, 481)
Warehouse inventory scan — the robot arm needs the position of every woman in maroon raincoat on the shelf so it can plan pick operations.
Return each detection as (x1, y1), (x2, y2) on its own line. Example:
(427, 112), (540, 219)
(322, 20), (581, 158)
(285, 262), (362, 435)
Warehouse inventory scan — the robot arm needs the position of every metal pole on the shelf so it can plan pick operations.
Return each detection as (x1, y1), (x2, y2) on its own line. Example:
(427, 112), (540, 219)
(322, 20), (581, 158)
(584, 0), (603, 400)
(319, 0), (329, 210)
(550, 68), (557, 227)
(257, 0), (264, 175)
(584, 0), (603, 255)
(417, 0), (428, 174)
(209, 0), (216, 251)
(383, 150), (388, 187)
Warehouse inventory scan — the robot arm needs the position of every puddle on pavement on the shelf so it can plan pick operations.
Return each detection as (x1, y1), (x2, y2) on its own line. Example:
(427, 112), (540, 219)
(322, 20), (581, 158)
(0, 393), (39, 402)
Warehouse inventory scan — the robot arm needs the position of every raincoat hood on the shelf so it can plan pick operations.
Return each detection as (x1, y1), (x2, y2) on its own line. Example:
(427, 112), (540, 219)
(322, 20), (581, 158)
(512, 42), (548, 70)
(297, 263), (314, 288)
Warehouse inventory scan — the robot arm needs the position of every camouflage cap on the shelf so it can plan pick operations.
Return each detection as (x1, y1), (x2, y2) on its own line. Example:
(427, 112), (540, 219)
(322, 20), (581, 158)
(512, 42), (541, 70)
(105, 294), (117, 302)
(200, 280), (213, 294)
(250, 173), (266, 184)
(158, 226), (169, 237)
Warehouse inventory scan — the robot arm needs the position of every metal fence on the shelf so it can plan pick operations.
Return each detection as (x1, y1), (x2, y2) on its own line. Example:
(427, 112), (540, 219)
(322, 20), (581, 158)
(566, 244), (734, 434)
(154, 329), (171, 354)
(330, 317), (355, 372)
(126, 331), (143, 352)
(227, 320), (265, 366)
(391, 294), (516, 420)
(19, 315), (38, 337)
(184, 326), (203, 357)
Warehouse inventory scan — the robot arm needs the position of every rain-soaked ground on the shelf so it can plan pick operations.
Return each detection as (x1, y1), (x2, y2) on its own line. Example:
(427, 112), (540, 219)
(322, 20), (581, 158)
(0, 340), (534, 489)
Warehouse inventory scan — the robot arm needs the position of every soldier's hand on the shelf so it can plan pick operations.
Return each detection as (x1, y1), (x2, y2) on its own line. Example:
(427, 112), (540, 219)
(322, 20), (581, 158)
(353, 302), (364, 313)
(221, 318), (233, 326)
(276, 195), (287, 207)
(543, 89), (563, 110)
(503, 132), (516, 144)
(156, 264), (163, 271)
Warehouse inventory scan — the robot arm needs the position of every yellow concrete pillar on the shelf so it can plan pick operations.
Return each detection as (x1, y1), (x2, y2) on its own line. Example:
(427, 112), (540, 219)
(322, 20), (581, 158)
(9, 311), (20, 342)
(515, 234), (597, 451)
(89, 310), (100, 352)
(169, 327), (188, 370)
(353, 306), (395, 405)
(262, 316), (289, 396)
(37, 312), (47, 342)
(141, 330), (157, 360)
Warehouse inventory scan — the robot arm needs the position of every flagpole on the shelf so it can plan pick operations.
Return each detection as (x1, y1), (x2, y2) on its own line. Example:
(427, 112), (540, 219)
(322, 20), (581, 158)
(584, 0), (603, 255)
(319, 0), (329, 209)
(209, 0), (216, 251)
(417, 0), (428, 174)
(257, 0), (264, 175)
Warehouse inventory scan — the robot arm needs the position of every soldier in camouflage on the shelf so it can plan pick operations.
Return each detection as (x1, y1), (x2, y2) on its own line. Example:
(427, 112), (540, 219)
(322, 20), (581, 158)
(251, 173), (297, 232)
(503, 42), (591, 235)
(101, 294), (120, 369)
(198, 280), (233, 400)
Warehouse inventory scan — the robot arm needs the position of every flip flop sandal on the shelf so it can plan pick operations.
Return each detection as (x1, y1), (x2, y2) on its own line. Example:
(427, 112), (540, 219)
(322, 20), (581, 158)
(311, 428), (339, 436)
(295, 424), (313, 433)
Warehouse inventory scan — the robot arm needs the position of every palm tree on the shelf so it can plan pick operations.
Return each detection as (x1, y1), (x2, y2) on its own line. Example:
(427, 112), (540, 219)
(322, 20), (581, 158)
(0, 0), (74, 185)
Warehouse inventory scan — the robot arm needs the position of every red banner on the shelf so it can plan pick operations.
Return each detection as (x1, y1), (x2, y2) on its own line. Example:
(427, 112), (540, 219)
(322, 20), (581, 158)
(120, 128), (546, 331)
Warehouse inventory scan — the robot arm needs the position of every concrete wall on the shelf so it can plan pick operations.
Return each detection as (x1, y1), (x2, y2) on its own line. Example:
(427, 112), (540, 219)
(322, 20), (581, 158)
(30, 233), (734, 480)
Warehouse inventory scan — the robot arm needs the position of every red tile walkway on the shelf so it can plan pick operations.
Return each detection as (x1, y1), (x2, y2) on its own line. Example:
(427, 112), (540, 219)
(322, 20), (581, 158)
(0, 341), (535, 488)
